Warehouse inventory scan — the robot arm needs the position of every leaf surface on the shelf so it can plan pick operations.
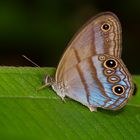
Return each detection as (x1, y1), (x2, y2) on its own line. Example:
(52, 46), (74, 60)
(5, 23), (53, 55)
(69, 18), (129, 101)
(0, 67), (139, 140)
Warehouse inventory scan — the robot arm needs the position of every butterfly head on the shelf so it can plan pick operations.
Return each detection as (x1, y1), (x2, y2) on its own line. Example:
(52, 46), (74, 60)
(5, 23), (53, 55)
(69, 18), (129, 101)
(94, 54), (134, 110)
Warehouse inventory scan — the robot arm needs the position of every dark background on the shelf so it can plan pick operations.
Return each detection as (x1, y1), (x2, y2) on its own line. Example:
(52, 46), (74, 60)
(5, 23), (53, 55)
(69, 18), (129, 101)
(0, 0), (139, 74)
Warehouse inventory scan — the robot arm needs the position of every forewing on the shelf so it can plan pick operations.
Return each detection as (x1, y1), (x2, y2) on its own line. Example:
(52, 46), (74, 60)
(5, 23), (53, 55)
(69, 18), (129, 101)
(56, 12), (122, 82)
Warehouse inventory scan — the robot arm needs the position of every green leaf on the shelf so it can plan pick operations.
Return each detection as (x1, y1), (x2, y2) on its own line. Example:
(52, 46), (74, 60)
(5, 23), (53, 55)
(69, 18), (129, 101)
(0, 67), (140, 140)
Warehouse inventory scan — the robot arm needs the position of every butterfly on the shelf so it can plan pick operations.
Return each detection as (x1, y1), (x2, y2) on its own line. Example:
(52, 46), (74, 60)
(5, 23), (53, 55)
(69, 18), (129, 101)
(43, 12), (134, 112)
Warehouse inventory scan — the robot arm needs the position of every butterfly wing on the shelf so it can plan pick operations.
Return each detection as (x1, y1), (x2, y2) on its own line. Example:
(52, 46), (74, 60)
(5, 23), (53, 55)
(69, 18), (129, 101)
(56, 12), (122, 82)
(53, 55), (133, 111)
(58, 55), (109, 109)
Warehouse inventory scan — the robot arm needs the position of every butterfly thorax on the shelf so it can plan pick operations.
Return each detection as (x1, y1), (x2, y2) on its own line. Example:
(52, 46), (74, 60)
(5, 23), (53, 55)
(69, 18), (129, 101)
(52, 80), (67, 100)
(45, 75), (67, 100)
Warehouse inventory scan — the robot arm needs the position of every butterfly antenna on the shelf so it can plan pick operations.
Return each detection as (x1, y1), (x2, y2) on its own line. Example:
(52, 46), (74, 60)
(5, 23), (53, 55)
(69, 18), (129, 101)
(22, 55), (40, 67)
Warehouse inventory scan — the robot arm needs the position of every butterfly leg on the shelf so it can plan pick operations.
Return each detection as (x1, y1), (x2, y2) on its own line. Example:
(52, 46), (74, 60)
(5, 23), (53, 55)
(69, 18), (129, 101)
(88, 105), (97, 112)
(56, 92), (66, 102)
(52, 84), (66, 102)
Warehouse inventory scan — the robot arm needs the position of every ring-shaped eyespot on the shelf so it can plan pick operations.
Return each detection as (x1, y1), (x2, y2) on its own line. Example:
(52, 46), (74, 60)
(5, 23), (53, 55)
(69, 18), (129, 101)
(104, 68), (115, 76)
(104, 59), (118, 69)
(112, 85), (125, 96)
(98, 55), (106, 61)
(101, 23), (110, 32)
(107, 75), (120, 84)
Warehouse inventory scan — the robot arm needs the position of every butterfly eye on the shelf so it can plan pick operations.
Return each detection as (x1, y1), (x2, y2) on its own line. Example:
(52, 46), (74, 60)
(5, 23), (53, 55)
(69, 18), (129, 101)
(112, 85), (125, 95)
(101, 23), (110, 31)
(104, 59), (117, 69)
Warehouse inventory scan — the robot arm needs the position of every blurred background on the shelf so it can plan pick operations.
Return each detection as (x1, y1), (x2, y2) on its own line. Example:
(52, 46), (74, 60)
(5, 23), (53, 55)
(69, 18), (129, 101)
(0, 0), (139, 74)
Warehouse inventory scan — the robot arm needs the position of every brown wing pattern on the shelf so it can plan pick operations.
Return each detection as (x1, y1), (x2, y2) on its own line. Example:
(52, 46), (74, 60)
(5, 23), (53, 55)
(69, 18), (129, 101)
(56, 12), (122, 82)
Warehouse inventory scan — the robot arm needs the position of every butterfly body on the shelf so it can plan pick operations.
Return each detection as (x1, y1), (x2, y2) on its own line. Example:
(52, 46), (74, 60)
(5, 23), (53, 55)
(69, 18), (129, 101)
(45, 12), (134, 111)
